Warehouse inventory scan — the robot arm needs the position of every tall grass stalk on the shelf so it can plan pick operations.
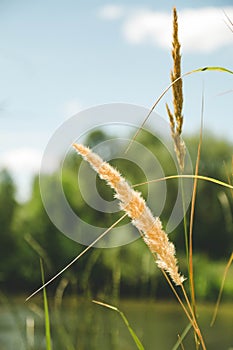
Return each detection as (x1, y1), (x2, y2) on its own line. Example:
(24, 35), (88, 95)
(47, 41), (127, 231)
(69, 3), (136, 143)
(188, 91), (204, 315)
(73, 142), (208, 349)
(165, 8), (190, 292)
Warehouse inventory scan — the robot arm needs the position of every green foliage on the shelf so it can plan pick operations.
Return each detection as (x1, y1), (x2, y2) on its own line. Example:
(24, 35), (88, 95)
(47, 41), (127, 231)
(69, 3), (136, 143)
(0, 131), (232, 299)
(193, 255), (233, 301)
(0, 169), (16, 230)
(0, 169), (19, 289)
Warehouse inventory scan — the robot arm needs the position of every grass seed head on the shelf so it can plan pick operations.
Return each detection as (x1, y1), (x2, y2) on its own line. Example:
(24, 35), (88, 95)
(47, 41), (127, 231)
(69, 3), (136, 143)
(166, 7), (186, 171)
(73, 143), (185, 286)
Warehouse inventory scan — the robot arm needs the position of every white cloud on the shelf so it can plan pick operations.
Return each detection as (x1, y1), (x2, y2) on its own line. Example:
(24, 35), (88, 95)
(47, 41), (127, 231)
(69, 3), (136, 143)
(178, 7), (233, 53)
(101, 6), (233, 53)
(123, 10), (172, 48)
(0, 148), (43, 202)
(0, 148), (42, 173)
(98, 4), (124, 20)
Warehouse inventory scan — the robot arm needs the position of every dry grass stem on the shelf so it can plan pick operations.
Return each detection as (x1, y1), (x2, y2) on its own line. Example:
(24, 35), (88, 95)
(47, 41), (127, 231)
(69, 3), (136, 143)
(163, 271), (206, 350)
(73, 143), (185, 286)
(166, 7), (186, 171)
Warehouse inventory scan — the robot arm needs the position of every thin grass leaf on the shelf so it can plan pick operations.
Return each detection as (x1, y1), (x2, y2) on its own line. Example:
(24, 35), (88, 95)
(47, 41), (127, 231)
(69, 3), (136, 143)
(93, 300), (145, 350)
(210, 252), (233, 326)
(172, 322), (192, 350)
(189, 66), (233, 75)
(133, 174), (233, 191)
(40, 259), (52, 350)
(26, 214), (127, 301)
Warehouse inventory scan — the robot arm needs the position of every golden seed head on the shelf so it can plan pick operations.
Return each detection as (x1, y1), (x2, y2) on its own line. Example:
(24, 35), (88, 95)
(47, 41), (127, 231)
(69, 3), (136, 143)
(73, 143), (185, 286)
(166, 7), (186, 171)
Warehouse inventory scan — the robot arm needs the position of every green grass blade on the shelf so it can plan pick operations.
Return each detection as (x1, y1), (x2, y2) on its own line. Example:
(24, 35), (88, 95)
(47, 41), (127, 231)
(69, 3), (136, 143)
(93, 300), (145, 350)
(133, 174), (233, 191)
(188, 66), (233, 75)
(40, 259), (52, 350)
(118, 310), (144, 350)
(172, 322), (192, 350)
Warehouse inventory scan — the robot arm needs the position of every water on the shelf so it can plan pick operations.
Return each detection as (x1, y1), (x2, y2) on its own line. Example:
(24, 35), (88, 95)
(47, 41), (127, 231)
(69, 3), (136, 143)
(0, 297), (232, 350)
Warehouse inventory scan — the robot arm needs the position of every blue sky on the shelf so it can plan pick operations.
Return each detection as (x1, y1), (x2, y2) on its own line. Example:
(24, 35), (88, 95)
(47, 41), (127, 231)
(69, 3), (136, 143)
(0, 0), (232, 200)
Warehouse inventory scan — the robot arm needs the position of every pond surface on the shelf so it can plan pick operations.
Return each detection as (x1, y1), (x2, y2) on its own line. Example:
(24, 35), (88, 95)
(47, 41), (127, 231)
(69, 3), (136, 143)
(0, 297), (232, 350)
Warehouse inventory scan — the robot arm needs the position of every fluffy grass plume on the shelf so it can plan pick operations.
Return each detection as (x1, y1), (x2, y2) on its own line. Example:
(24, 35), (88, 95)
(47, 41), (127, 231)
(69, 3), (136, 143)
(166, 7), (186, 171)
(73, 143), (185, 286)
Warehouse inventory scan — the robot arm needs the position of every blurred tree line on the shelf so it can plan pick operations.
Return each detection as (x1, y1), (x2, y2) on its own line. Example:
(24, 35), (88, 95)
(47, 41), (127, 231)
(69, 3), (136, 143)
(0, 130), (232, 300)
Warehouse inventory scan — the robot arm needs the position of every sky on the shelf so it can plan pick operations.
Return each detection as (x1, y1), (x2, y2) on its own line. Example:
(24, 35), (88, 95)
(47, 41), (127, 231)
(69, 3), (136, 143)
(0, 0), (232, 201)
